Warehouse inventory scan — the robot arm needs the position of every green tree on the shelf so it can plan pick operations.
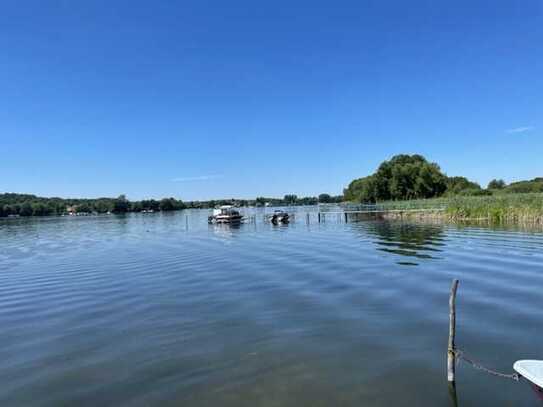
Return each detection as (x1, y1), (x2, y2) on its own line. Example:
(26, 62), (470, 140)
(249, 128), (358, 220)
(344, 154), (447, 202)
(131, 201), (143, 212)
(159, 198), (176, 211)
(298, 196), (318, 205)
(446, 177), (481, 195)
(283, 194), (298, 205)
(112, 195), (129, 213)
(76, 203), (92, 213)
(318, 193), (332, 203)
(32, 202), (51, 216)
(488, 179), (506, 190)
(20, 202), (33, 216)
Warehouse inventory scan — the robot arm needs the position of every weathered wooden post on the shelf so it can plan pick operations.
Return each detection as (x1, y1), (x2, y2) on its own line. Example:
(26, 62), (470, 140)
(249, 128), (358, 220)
(344, 212), (348, 223)
(306, 213), (310, 224)
(318, 212), (321, 223)
(448, 279), (459, 383)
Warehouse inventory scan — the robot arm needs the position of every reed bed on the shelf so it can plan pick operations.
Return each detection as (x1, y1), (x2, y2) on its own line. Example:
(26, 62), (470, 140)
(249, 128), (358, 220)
(375, 193), (543, 225)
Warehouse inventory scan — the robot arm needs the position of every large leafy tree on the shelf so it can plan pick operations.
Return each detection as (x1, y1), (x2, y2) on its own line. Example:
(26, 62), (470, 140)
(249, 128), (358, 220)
(344, 154), (448, 202)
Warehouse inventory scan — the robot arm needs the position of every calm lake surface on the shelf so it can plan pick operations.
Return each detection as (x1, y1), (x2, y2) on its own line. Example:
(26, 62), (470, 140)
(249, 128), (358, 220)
(1, 208), (543, 406)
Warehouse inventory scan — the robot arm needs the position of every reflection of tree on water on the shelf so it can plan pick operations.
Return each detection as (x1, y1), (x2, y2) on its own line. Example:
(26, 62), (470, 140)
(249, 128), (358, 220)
(362, 221), (446, 265)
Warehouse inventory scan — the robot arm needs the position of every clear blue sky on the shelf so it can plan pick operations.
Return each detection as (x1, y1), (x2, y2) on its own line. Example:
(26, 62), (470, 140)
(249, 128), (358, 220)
(1, 1), (541, 200)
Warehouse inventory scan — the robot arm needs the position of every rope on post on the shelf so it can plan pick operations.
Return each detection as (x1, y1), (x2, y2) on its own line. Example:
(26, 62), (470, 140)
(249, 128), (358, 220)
(453, 348), (520, 381)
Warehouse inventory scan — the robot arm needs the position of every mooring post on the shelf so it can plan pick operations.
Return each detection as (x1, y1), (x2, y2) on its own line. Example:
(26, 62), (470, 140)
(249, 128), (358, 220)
(344, 212), (348, 223)
(318, 212), (321, 223)
(448, 279), (459, 383)
(186, 215), (189, 230)
(306, 213), (310, 224)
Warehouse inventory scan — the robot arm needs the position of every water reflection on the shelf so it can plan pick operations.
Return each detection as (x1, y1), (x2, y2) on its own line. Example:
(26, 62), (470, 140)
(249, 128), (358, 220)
(361, 221), (446, 265)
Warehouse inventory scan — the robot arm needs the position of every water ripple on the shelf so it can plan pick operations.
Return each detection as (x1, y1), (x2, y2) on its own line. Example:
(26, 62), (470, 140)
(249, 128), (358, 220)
(1, 213), (542, 406)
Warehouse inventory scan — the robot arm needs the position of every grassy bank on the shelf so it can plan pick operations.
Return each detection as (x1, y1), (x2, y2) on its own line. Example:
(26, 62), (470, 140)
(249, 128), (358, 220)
(375, 193), (543, 224)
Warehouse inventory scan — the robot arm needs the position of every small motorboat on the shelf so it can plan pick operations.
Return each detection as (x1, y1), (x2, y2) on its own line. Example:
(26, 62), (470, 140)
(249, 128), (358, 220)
(268, 210), (290, 224)
(514, 360), (543, 400)
(208, 205), (243, 224)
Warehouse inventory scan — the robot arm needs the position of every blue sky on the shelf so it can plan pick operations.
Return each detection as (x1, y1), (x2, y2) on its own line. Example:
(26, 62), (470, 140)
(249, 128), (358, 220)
(1, 1), (541, 200)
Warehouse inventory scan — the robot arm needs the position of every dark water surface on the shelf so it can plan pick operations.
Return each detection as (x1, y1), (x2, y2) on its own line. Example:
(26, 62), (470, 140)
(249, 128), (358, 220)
(1, 209), (543, 406)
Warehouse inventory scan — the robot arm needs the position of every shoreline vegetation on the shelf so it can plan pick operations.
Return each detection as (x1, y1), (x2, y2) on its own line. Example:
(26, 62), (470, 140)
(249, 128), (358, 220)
(0, 193), (343, 218)
(376, 194), (543, 225)
(2, 154), (541, 224)
(343, 154), (543, 225)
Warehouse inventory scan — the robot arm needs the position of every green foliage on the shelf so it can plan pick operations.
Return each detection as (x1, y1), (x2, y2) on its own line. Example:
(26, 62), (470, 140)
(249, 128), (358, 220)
(345, 154), (448, 202)
(375, 193), (543, 224)
(344, 176), (377, 202)
(0, 193), (184, 218)
(445, 177), (482, 195)
(112, 195), (130, 213)
(444, 193), (543, 223)
(159, 197), (185, 211)
(488, 179), (506, 190)
(76, 203), (92, 213)
(0, 191), (342, 218)
(454, 188), (492, 197)
(283, 194), (298, 204)
(318, 193), (331, 203)
(297, 196), (318, 205)
(19, 202), (33, 217)
(502, 178), (543, 194)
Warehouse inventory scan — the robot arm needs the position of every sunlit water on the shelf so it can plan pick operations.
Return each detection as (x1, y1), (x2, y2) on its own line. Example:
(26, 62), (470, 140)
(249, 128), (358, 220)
(1, 209), (543, 406)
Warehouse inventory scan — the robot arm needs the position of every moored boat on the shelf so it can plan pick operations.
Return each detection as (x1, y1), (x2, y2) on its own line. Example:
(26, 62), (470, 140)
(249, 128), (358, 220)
(208, 205), (243, 224)
(267, 210), (290, 224)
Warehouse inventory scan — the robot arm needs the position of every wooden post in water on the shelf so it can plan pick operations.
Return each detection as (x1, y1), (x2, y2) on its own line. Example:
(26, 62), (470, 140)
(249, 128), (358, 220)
(344, 212), (348, 223)
(318, 212), (321, 223)
(447, 279), (459, 384)
(306, 213), (310, 224)
(186, 215), (189, 230)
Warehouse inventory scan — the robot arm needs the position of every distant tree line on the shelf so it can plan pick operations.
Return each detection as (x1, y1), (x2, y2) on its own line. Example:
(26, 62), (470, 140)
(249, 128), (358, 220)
(343, 154), (543, 203)
(0, 194), (188, 218)
(0, 192), (343, 218)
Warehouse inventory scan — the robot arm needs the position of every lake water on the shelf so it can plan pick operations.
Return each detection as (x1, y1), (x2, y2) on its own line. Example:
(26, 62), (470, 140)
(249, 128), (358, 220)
(1, 209), (543, 406)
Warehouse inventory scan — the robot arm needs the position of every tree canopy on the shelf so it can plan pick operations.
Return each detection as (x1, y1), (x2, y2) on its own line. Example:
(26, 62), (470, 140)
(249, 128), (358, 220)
(488, 179), (506, 190)
(344, 154), (448, 202)
(444, 176), (485, 196)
